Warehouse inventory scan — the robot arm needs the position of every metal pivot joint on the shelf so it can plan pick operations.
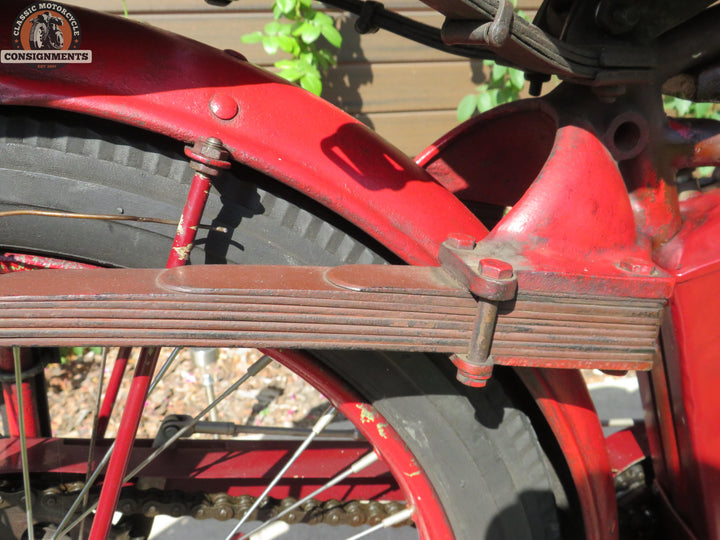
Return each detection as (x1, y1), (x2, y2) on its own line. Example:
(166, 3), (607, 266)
(439, 233), (517, 387)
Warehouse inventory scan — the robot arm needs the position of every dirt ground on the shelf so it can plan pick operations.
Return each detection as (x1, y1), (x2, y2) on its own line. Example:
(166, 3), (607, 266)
(45, 347), (329, 440)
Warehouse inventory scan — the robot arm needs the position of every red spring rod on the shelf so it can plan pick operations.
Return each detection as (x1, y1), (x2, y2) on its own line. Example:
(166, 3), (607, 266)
(94, 347), (131, 439)
(89, 138), (230, 540)
(89, 347), (160, 537)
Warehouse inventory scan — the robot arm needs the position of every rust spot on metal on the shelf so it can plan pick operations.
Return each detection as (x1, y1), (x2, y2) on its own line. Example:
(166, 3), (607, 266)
(356, 404), (377, 424)
(171, 245), (192, 262)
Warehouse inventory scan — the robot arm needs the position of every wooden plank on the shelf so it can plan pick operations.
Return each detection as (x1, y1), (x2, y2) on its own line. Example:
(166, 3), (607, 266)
(322, 60), (489, 113)
(131, 11), (489, 64)
(359, 109), (460, 155)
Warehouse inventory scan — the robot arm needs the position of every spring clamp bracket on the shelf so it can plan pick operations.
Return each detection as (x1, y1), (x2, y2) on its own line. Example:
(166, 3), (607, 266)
(438, 234), (517, 387)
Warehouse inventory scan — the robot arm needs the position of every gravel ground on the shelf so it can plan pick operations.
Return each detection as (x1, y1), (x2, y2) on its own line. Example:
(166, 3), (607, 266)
(46, 347), (329, 440)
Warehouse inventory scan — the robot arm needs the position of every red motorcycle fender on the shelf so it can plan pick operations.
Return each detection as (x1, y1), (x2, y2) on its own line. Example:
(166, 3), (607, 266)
(0, 0), (485, 266)
(0, 2), (612, 535)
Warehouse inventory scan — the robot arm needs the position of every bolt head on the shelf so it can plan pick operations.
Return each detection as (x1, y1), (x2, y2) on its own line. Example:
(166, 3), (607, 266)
(445, 233), (476, 250)
(477, 258), (514, 280)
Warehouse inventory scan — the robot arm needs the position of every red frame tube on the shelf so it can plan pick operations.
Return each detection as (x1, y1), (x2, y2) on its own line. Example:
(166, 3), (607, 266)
(89, 346), (160, 539)
(94, 347), (130, 439)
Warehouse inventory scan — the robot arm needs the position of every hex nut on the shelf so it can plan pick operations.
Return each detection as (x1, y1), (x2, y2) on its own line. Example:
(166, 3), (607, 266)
(477, 258), (514, 280)
(444, 233), (476, 250)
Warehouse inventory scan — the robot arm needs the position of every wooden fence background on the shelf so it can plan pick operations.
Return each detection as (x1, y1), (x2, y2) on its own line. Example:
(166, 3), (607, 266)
(73, 0), (541, 155)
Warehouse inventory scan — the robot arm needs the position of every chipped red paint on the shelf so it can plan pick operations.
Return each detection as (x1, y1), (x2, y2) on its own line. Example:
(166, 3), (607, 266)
(0, 252), (97, 273)
(166, 173), (212, 267)
(269, 349), (453, 540)
(0, 348), (42, 438)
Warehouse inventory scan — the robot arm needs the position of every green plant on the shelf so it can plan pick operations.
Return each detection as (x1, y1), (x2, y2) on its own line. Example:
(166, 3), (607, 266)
(457, 62), (525, 122)
(242, 0), (342, 95)
(456, 0), (528, 122)
(664, 96), (720, 121)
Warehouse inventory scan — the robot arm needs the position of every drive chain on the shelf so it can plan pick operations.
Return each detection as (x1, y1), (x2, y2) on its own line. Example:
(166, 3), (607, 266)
(0, 481), (412, 529)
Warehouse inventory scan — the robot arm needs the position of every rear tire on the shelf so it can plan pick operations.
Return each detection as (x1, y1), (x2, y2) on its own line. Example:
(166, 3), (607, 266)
(0, 107), (563, 539)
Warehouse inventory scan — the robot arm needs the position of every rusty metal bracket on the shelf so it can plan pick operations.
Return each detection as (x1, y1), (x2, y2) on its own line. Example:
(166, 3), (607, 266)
(438, 233), (518, 387)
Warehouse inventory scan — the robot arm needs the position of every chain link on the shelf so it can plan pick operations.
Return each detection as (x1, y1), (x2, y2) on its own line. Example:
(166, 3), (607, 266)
(0, 482), (412, 530)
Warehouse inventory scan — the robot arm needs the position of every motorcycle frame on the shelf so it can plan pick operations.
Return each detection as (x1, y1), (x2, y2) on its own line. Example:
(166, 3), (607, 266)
(2, 1), (720, 538)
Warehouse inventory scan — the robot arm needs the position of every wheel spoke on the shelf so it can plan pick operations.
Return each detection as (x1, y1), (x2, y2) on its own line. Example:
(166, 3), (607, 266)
(225, 405), (338, 540)
(50, 347), (183, 540)
(54, 353), (273, 539)
(239, 451), (379, 540)
(13, 346), (34, 540)
(79, 346), (109, 539)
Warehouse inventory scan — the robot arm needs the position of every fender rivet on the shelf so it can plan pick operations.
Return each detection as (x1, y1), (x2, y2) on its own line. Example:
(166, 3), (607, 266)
(209, 94), (239, 120)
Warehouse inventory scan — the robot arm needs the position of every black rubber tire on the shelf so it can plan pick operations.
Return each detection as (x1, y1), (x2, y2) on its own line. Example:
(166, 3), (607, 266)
(0, 108), (562, 540)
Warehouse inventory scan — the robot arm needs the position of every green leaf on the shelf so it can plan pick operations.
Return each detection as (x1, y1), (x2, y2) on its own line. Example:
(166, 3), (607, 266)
(300, 73), (322, 95)
(275, 59), (297, 69)
(321, 25), (342, 48)
(272, 2), (283, 18)
(698, 166), (715, 177)
(675, 98), (692, 117)
(313, 12), (334, 26)
(477, 90), (494, 113)
(457, 93), (478, 122)
(262, 36), (280, 55)
(276, 23), (293, 36)
(241, 31), (263, 44)
(491, 63), (507, 83)
(278, 35), (300, 54)
(278, 66), (303, 81)
(497, 86), (517, 104)
(694, 102), (711, 117)
(316, 48), (337, 68)
(276, 0), (296, 15)
(265, 21), (281, 35)
(508, 68), (525, 90)
(299, 0), (312, 7)
(300, 24), (322, 44)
